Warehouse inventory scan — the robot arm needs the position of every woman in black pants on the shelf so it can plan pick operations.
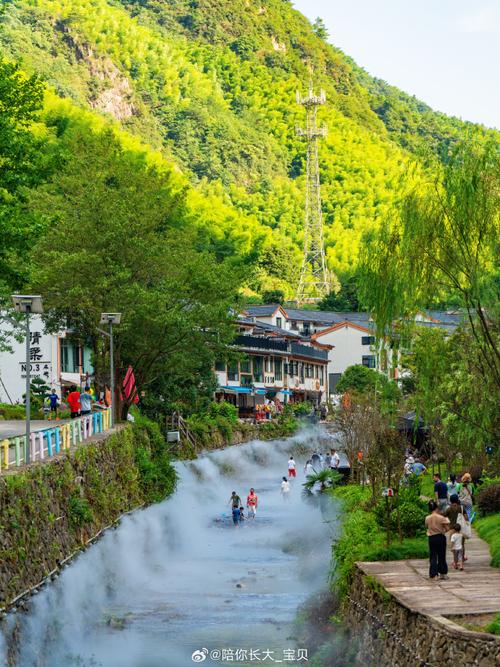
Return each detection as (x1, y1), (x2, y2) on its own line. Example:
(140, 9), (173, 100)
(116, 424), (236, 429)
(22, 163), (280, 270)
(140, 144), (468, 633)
(425, 500), (451, 580)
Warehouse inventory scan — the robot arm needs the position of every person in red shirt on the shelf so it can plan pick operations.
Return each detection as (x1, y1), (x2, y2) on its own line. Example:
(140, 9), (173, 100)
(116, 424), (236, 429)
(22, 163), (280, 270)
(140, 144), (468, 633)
(246, 488), (258, 519)
(66, 386), (81, 419)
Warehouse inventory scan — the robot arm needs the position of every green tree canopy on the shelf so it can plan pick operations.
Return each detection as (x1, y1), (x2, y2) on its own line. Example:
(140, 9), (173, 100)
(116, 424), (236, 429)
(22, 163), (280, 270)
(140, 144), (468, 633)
(318, 275), (360, 311)
(29, 123), (240, 417)
(360, 139), (500, 387)
(336, 364), (400, 409)
(0, 59), (46, 291)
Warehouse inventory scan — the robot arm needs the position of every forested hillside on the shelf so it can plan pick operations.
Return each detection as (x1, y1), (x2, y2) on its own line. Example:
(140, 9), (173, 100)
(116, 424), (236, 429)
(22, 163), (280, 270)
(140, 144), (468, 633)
(0, 0), (495, 297)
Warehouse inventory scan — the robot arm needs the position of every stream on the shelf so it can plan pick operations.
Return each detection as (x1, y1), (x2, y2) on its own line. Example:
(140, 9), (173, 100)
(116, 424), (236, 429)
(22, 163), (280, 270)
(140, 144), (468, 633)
(1, 427), (343, 667)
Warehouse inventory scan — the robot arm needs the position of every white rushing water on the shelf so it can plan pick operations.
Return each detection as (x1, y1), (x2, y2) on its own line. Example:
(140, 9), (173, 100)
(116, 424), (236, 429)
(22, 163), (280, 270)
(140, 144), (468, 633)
(3, 427), (342, 667)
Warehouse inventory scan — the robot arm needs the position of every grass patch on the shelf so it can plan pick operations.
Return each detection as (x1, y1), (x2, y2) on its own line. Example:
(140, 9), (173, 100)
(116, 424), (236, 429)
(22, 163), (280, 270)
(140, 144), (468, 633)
(475, 513), (500, 567)
(486, 612), (500, 635)
(330, 484), (428, 595)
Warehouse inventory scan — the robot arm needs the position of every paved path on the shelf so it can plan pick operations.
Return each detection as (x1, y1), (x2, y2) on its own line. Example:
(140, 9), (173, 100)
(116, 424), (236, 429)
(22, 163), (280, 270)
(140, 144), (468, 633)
(359, 530), (500, 616)
(0, 419), (70, 439)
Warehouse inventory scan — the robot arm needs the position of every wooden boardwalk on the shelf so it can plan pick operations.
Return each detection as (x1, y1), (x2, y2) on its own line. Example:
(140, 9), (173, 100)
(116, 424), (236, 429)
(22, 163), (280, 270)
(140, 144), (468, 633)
(358, 530), (500, 617)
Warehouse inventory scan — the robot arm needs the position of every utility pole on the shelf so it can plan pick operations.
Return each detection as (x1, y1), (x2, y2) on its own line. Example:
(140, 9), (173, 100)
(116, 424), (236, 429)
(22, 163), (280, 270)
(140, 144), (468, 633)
(11, 295), (44, 465)
(100, 313), (122, 427)
(295, 80), (330, 304)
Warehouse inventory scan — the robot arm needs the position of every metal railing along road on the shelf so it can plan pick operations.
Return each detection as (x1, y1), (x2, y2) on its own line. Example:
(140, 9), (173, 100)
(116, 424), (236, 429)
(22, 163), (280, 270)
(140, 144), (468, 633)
(0, 409), (112, 472)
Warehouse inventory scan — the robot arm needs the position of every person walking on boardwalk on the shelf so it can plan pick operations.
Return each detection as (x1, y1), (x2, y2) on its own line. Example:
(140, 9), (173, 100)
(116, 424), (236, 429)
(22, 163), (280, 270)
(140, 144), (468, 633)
(446, 494), (471, 562)
(447, 474), (461, 500)
(433, 473), (449, 512)
(246, 488), (258, 518)
(450, 524), (464, 571)
(425, 501), (450, 580)
(458, 473), (474, 520)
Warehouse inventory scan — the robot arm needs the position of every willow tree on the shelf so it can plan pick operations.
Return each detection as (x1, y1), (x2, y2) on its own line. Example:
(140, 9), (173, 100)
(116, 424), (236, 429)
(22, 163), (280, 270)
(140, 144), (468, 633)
(361, 139), (500, 388)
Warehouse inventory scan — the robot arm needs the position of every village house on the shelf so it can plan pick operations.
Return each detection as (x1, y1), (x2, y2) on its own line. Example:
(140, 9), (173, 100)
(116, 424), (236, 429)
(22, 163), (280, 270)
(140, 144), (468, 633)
(243, 305), (463, 396)
(215, 315), (330, 415)
(0, 314), (93, 404)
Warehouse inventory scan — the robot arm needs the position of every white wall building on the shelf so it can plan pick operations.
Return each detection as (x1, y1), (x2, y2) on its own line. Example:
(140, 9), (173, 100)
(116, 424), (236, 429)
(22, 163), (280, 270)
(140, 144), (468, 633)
(0, 315), (93, 404)
(311, 321), (382, 392)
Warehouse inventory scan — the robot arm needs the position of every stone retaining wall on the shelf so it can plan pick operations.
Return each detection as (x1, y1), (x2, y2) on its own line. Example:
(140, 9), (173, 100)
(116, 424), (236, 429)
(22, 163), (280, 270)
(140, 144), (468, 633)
(343, 566), (500, 667)
(0, 421), (176, 610)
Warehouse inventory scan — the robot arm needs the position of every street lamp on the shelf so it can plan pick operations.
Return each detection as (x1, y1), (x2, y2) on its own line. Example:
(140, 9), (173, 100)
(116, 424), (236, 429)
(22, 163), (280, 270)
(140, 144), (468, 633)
(11, 295), (44, 465)
(100, 313), (121, 427)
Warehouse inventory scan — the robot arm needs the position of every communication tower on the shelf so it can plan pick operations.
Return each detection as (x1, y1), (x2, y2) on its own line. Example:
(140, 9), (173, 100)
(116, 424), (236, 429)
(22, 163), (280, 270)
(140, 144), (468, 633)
(295, 81), (330, 303)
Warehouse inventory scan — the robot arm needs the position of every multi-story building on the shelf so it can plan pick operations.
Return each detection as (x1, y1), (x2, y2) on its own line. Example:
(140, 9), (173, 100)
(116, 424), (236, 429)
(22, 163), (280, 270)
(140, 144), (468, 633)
(215, 317), (330, 415)
(243, 305), (462, 396)
(0, 315), (93, 404)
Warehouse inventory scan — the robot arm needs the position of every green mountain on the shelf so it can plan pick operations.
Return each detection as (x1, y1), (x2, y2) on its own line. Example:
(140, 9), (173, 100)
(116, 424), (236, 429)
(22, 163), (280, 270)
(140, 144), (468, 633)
(0, 0), (495, 297)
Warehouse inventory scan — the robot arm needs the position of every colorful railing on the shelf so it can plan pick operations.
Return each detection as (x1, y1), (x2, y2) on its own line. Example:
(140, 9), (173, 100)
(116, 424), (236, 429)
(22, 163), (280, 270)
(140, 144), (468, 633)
(0, 409), (112, 472)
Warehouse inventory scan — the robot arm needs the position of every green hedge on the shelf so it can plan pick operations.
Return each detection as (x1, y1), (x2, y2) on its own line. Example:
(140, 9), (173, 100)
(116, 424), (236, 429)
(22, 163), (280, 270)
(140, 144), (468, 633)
(0, 403), (27, 419)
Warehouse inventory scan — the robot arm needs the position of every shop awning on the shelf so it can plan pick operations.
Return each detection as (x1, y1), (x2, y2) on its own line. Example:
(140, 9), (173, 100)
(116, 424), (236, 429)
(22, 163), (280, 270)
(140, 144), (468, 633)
(280, 390), (293, 395)
(255, 389), (267, 395)
(219, 386), (252, 394)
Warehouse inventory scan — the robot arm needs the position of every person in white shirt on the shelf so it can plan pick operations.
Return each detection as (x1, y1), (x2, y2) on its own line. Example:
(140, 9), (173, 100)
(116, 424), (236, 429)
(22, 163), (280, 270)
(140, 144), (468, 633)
(330, 449), (340, 469)
(281, 476), (290, 501)
(450, 524), (464, 570)
(304, 460), (315, 476)
(287, 456), (296, 478)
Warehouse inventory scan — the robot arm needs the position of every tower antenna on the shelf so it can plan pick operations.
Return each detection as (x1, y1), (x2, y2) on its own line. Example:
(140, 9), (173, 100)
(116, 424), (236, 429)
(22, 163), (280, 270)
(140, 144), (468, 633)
(295, 76), (330, 304)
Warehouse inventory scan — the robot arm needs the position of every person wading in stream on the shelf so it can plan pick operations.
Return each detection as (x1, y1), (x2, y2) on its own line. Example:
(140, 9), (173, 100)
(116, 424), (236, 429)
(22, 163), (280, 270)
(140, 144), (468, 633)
(281, 476), (290, 501)
(228, 491), (242, 526)
(425, 500), (450, 580)
(246, 488), (258, 518)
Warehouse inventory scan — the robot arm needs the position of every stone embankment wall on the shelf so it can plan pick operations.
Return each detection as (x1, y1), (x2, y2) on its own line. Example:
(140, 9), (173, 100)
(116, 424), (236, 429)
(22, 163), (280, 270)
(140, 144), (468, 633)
(178, 417), (299, 458)
(0, 417), (295, 610)
(0, 420), (176, 609)
(343, 566), (500, 666)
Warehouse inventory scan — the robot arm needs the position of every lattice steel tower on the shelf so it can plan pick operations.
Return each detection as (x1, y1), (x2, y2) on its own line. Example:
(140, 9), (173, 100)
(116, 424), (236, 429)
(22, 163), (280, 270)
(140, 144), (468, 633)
(295, 81), (330, 303)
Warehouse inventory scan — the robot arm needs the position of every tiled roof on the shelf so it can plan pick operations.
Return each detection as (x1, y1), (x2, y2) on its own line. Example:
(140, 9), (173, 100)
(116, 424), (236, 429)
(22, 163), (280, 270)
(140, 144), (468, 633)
(244, 304), (282, 317)
(424, 310), (464, 325)
(283, 308), (371, 324)
(238, 316), (305, 339)
(414, 320), (458, 332)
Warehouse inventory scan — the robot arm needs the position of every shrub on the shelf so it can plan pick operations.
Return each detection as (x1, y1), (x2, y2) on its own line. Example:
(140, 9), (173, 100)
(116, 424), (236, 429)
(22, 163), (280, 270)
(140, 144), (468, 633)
(486, 613), (500, 635)
(477, 484), (500, 516)
(478, 476), (500, 491)
(132, 416), (177, 503)
(208, 400), (238, 425)
(393, 502), (428, 537)
(0, 403), (26, 420)
(214, 414), (233, 442)
(374, 496), (427, 537)
(68, 495), (93, 527)
(134, 444), (176, 503)
(291, 401), (313, 416)
(303, 468), (343, 492)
